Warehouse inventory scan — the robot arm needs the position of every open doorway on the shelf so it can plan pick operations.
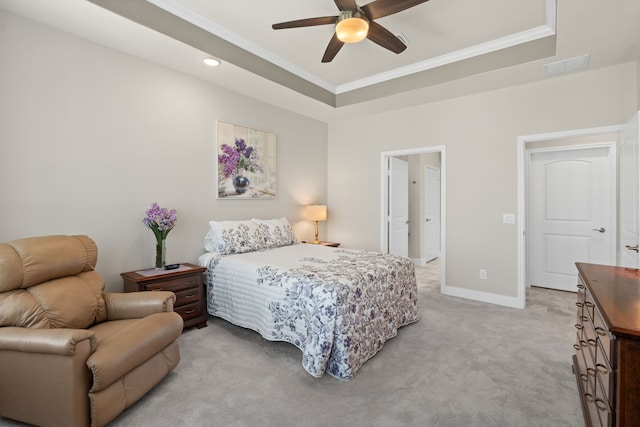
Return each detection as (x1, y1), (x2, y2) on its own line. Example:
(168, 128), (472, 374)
(381, 146), (446, 292)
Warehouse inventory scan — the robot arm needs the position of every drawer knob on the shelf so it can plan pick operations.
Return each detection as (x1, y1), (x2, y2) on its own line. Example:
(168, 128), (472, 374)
(184, 309), (196, 314)
(587, 367), (596, 377)
(185, 294), (196, 298)
(573, 344), (581, 351)
(594, 398), (608, 411)
(576, 301), (584, 308)
(584, 392), (594, 403)
(584, 301), (594, 308)
(574, 323), (583, 330)
(594, 327), (607, 336)
(587, 338), (597, 347)
(596, 363), (609, 375)
(579, 373), (588, 383)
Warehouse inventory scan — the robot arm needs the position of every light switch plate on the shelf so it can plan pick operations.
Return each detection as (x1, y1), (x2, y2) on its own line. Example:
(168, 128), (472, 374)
(503, 213), (516, 224)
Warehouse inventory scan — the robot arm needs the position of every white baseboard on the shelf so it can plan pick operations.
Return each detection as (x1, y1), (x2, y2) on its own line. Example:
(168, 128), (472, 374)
(442, 284), (524, 309)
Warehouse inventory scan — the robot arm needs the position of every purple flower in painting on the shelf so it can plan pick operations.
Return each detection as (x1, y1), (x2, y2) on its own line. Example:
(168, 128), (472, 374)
(218, 138), (261, 178)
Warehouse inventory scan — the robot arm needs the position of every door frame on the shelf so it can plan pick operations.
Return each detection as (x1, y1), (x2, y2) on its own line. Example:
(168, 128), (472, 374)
(381, 146), (446, 292)
(517, 125), (622, 307)
(423, 164), (441, 264)
(526, 142), (617, 291)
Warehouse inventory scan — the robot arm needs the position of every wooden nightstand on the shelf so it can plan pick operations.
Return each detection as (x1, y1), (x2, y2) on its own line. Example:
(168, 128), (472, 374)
(121, 263), (208, 330)
(302, 241), (340, 247)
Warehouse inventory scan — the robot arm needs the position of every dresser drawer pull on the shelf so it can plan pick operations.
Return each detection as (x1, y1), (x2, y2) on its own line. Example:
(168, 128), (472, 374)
(594, 327), (607, 336)
(584, 301), (594, 308)
(576, 301), (584, 308)
(577, 283), (585, 289)
(184, 294), (196, 298)
(574, 323), (583, 330)
(586, 367), (596, 377)
(184, 309), (196, 314)
(595, 363), (609, 375)
(580, 315), (589, 322)
(580, 340), (588, 348)
(587, 338), (597, 347)
(594, 398), (608, 412)
(579, 373), (588, 382)
(584, 392), (594, 403)
(573, 344), (581, 351)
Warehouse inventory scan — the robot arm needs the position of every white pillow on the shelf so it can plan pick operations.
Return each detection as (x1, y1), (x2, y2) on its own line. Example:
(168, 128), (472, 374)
(205, 220), (261, 255)
(252, 217), (297, 249)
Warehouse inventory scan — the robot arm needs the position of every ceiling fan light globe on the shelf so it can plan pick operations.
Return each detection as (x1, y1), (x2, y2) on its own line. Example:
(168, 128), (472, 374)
(336, 17), (369, 43)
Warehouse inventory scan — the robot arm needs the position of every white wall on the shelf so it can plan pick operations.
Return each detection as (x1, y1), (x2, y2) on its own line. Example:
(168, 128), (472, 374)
(328, 62), (638, 300)
(0, 11), (328, 291)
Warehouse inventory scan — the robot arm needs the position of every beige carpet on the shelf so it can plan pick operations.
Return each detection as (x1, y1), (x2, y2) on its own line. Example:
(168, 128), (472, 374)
(1, 259), (582, 427)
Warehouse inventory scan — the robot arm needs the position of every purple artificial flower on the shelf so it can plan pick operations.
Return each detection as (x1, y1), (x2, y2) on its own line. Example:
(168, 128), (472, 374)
(143, 202), (177, 241)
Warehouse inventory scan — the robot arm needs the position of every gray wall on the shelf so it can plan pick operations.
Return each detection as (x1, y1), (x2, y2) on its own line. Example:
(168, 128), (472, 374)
(0, 11), (328, 291)
(327, 62), (638, 301)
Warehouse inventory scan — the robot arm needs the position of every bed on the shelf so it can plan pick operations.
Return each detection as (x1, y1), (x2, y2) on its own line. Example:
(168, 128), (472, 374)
(197, 218), (419, 380)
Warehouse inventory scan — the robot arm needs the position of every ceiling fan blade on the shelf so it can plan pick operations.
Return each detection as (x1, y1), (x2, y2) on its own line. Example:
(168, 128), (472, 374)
(362, 0), (429, 20)
(322, 34), (345, 63)
(272, 16), (338, 30)
(366, 21), (406, 54)
(334, 0), (358, 11)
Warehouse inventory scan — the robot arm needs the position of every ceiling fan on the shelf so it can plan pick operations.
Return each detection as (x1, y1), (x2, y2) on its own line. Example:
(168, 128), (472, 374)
(272, 0), (429, 63)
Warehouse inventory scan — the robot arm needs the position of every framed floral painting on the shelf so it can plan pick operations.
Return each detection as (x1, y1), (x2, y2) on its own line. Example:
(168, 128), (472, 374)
(216, 121), (277, 199)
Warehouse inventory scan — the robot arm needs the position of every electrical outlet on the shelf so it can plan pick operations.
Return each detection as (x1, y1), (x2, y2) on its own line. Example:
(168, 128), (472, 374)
(479, 269), (487, 280)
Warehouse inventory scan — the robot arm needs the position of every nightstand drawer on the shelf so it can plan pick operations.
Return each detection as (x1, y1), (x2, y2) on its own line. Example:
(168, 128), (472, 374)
(175, 301), (203, 321)
(145, 275), (202, 293)
(174, 285), (203, 307)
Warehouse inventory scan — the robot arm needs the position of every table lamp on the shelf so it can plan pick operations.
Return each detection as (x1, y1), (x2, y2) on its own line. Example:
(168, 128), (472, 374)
(306, 205), (327, 244)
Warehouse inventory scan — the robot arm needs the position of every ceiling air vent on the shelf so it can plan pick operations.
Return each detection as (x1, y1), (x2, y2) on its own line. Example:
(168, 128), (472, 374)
(544, 54), (590, 77)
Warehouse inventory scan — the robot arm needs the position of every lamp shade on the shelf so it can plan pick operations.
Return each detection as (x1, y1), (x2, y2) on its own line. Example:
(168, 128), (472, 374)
(306, 205), (327, 221)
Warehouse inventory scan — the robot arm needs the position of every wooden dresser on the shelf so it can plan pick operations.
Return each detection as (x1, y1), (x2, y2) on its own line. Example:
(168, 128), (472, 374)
(573, 263), (640, 426)
(121, 263), (208, 330)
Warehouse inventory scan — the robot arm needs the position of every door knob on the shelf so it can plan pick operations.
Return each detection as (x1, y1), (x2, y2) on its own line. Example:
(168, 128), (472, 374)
(592, 228), (606, 233)
(626, 244), (639, 253)
(425, 218), (432, 222)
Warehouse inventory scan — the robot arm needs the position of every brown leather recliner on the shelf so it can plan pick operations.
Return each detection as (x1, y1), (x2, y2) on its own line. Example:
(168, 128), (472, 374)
(0, 235), (183, 427)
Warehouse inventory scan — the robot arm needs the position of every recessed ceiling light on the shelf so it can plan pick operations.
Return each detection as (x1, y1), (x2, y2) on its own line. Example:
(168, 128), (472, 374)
(203, 57), (221, 67)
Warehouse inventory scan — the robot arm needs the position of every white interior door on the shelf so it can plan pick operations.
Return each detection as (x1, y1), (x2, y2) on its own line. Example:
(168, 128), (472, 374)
(620, 112), (640, 268)
(527, 146), (615, 292)
(424, 166), (441, 262)
(389, 157), (409, 256)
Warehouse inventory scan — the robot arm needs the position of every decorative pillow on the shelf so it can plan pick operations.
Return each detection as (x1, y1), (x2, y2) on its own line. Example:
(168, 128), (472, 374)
(205, 220), (261, 255)
(252, 217), (297, 249)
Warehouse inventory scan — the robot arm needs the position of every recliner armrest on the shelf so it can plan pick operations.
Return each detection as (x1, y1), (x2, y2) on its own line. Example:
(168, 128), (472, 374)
(104, 291), (176, 320)
(0, 327), (96, 355)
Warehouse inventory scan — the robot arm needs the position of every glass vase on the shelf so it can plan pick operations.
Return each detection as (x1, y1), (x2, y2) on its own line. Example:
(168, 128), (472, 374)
(155, 239), (166, 269)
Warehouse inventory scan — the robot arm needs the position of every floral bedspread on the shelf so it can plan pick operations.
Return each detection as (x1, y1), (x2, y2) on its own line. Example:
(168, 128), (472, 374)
(198, 244), (419, 380)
